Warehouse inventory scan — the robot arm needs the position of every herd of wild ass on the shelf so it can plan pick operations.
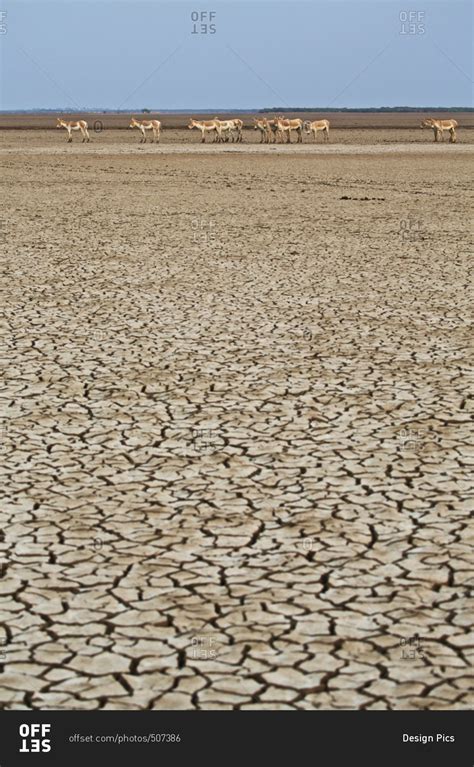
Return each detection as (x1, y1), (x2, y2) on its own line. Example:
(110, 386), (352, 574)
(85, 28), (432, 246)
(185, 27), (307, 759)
(55, 115), (460, 144)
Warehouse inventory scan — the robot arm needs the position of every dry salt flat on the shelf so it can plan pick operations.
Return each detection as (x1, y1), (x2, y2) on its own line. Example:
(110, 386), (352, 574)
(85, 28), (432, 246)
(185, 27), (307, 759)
(0, 141), (473, 156)
(0, 137), (472, 710)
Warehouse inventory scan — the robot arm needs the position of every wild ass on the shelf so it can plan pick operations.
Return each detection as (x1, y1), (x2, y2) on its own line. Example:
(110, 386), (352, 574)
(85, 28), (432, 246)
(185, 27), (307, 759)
(275, 117), (304, 143)
(188, 119), (222, 143)
(304, 119), (330, 142)
(129, 117), (161, 143)
(213, 118), (243, 143)
(420, 118), (458, 143)
(56, 118), (90, 143)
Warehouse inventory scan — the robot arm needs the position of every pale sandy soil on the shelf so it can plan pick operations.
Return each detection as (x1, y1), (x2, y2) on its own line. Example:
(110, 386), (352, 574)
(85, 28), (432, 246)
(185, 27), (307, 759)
(1, 142), (473, 156)
(0, 131), (472, 710)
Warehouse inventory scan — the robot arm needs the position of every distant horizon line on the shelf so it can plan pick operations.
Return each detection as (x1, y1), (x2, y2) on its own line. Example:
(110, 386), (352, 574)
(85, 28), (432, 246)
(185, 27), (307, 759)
(1, 106), (473, 114)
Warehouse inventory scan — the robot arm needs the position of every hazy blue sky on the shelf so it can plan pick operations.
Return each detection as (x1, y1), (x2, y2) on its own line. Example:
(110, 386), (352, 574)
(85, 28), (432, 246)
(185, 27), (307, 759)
(0, 0), (472, 110)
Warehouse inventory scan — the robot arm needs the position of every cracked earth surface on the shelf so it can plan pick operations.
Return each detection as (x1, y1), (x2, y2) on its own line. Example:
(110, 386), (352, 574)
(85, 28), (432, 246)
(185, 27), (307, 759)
(1, 137), (473, 710)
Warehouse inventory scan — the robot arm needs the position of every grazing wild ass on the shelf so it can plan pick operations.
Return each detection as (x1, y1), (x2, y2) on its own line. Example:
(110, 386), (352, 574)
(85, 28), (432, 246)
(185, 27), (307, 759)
(253, 117), (282, 143)
(420, 118), (458, 143)
(253, 117), (268, 142)
(304, 119), (330, 142)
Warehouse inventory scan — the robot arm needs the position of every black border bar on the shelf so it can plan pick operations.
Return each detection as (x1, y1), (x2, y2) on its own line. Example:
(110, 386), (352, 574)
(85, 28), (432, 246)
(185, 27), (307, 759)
(0, 711), (471, 766)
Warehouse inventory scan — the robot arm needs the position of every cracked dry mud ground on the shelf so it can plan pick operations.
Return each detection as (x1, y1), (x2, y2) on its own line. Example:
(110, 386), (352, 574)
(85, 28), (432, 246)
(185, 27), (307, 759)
(1, 140), (473, 711)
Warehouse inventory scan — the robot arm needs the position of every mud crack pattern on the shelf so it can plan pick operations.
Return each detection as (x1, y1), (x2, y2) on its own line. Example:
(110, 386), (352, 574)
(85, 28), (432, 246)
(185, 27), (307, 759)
(0, 148), (473, 710)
